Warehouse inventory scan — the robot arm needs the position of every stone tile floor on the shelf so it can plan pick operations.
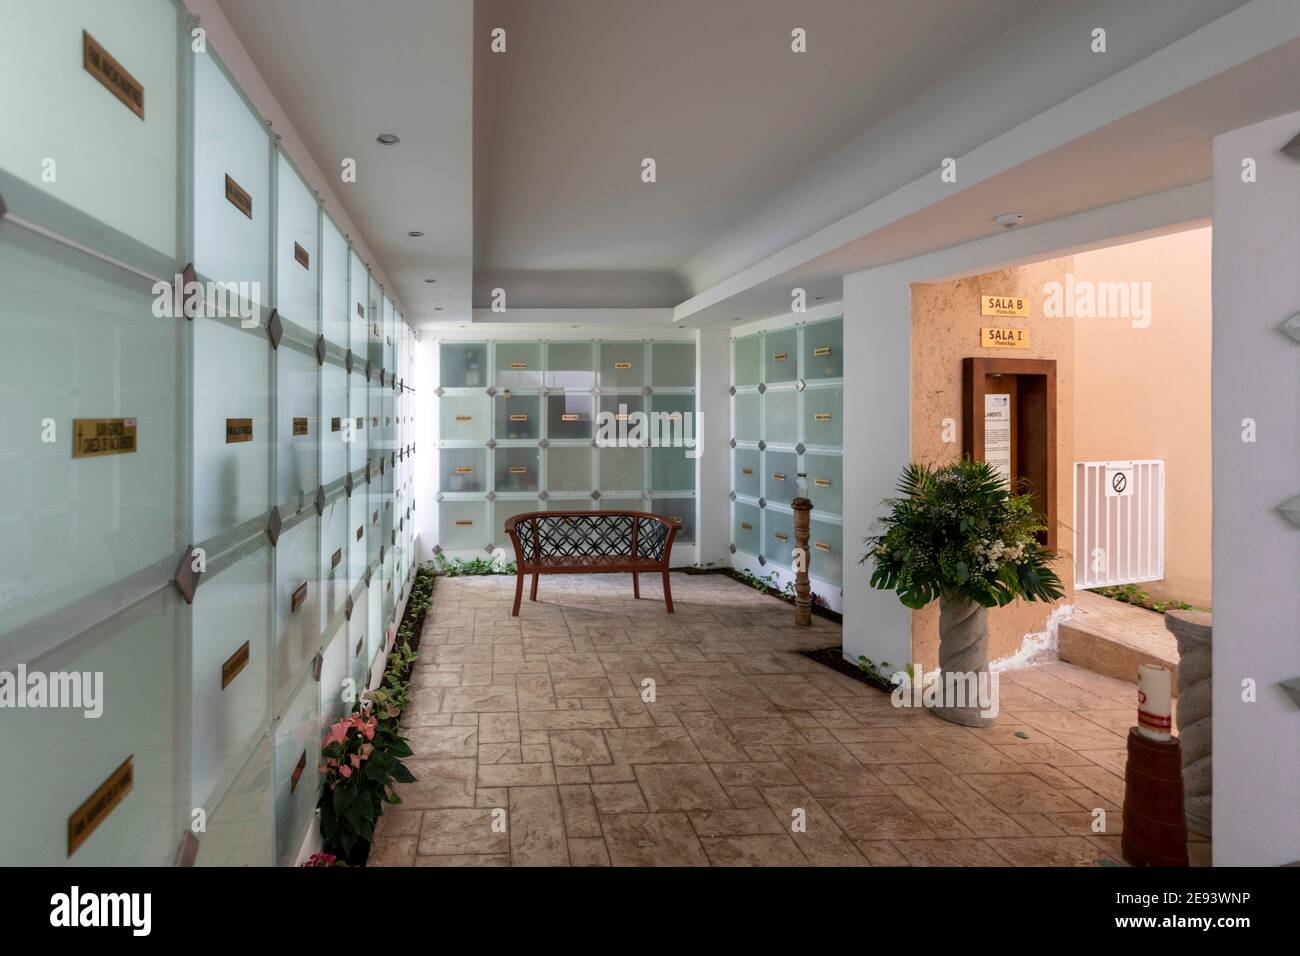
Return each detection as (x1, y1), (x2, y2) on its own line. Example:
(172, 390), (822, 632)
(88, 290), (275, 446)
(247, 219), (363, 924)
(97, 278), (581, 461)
(371, 572), (1210, 867)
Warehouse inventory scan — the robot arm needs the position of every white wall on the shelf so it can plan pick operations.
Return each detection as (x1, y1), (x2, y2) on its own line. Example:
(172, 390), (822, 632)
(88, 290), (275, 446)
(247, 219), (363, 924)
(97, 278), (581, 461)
(1210, 111), (1300, 865)
(695, 326), (731, 566)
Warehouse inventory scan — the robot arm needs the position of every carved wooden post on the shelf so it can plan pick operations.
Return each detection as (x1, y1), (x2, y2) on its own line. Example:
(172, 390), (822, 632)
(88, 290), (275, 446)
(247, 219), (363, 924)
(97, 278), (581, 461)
(792, 473), (812, 627)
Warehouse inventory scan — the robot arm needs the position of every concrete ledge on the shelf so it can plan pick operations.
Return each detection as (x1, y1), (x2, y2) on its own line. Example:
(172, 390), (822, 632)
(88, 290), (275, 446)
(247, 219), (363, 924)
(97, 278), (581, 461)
(1058, 592), (1180, 692)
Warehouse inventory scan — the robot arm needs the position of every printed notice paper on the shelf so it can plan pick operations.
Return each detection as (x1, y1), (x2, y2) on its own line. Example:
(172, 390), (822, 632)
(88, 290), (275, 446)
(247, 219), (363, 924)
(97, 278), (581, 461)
(984, 394), (1012, 485)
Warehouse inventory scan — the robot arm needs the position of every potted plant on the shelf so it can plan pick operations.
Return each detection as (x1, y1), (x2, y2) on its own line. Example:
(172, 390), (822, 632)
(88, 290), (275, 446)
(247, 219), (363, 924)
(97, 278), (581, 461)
(317, 708), (416, 865)
(863, 458), (1064, 726)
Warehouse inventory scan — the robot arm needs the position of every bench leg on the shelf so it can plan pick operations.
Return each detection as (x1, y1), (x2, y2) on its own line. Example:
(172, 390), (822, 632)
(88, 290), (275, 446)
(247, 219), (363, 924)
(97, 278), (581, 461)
(512, 570), (524, 617)
(632, 572), (640, 599)
(530, 573), (539, 602)
(661, 568), (674, 614)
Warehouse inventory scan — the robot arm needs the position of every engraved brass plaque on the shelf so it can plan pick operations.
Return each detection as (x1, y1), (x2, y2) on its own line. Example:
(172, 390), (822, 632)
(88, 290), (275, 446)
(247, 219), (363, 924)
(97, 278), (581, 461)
(509, 362), (528, 369)
(508, 466), (528, 474)
(68, 756), (133, 857)
(455, 466), (474, 474)
(294, 242), (310, 269)
(772, 352), (788, 361)
(83, 32), (143, 120)
(455, 415), (473, 421)
(291, 581), (308, 613)
(813, 346), (832, 357)
(509, 414), (528, 422)
(772, 472), (786, 481)
(290, 750), (307, 793)
(292, 417), (308, 436)
(814, 541), (831, 552)
(560, 414), (580, 422)
(225, 418), (253, 443)
(614, 362), (632, 370)
(814, 478), (831, 488)
(455, 519), (474, 526)
(221, 641), (250, 689)
(814, 412), (832, 422)
(741, 468), (753, 476)
(225, 174), (253, 219)
(331, 417), (341, 432)
(72, 418), (137, 459)
(981, 295), (1028, 318)
(774, 531), (788, 541)
(740, 521), (753, 530)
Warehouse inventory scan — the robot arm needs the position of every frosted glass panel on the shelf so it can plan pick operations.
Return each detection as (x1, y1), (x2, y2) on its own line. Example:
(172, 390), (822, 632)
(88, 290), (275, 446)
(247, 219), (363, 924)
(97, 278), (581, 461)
(0, 229), (179, 635)
(191, 543), (271, 814)
(274, 516), (319, 706)
(809, 519), (843, 587)
(440, 342), (488, 388)
(733, 335), (761, 387)
(192, 319), (270, 541)
(319, 626), (349, 729)
(804, 318), (843, 379)
(764, 389), (799, 445)
(547, 393), (594, 439)
(803, 386), (843, 448)
(321, 216), (349, 348)
(195, 736), (273, 867)
(348, 251), (368, 356)
(546, 342), (594, 389)
(347, 588), (369, 693)
(494, 395), (541, 440)
(764, 450), (797, 506)
(652, 498), (693, 544)
(440, 448), (487, 493)
(0, 589), (179, 866)
(277, 349), (319, 507)
(440, 394), (488, 442)
(734, 393), (759, 443)
(439, 500), (486, 549)
(804, 453), (842, 515)
(494, 499), (542, 548)
(194, 50), (268, 308)
(547, 498), (591, 512)
(322, 363), (347, 484)
(733, 502), (760, 555)
(763, 508), (794, 568)
(650, 395), (695, 492)
(275, 154), (318, 332)
(0, 0), (179, 258)
(764, 329), (797, 383)
(274, 676), (320, 866)
(348, 379), (368, 473)
(320, 496), (348, 629)
(598, 498), (644, 515)
(495, 447), (539, 493)
(547, 446), (593, 492)
(599, 342), (645, 388)
(733, 448), (760, 499)
(599, 447), (645, 492)
(599, 393), (645, 426)
(348, 492), (367, 593)
(495, 342), (542, 389)
(652, 342), (695, 387)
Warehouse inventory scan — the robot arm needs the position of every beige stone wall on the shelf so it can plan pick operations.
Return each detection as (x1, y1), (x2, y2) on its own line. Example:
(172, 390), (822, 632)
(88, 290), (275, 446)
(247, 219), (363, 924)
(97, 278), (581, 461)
(1072, 228), (1213, 609)
(909, 259), (1075, 667)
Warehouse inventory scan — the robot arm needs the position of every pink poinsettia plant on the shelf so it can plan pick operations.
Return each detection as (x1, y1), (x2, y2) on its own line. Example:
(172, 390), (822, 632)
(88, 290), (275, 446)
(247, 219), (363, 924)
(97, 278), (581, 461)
(317, 706), (415, 859)
(301, 852), (345, 868)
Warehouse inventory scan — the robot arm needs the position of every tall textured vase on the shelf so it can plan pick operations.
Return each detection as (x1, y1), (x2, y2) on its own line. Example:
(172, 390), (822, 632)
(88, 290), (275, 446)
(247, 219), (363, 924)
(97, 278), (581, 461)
(935, 593), (997, 727)
(1165, 609), (1212, 836)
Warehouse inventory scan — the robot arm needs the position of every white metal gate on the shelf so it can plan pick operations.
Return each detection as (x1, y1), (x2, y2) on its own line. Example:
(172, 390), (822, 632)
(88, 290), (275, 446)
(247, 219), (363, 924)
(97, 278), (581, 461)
(1072, 460), (1165, 589)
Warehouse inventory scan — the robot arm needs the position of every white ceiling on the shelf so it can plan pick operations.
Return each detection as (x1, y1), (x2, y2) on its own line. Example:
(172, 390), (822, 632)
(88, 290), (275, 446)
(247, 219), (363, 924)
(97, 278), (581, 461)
(217, 0), (473, 328)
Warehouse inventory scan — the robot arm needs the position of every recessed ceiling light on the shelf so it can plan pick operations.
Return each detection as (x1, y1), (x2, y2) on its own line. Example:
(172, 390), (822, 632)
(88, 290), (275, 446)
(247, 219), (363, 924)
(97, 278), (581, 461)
(407, 231), (424, 238)
(424, 278), (437, 283)
(434, 307), (443, 311)
(993, 212), (1025, 228)
(376, 133), (400, 145)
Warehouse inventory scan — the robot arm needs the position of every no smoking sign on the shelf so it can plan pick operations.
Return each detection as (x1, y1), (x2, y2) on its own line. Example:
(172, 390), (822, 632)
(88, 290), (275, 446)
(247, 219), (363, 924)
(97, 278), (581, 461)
(1104, 462), (1135, 498)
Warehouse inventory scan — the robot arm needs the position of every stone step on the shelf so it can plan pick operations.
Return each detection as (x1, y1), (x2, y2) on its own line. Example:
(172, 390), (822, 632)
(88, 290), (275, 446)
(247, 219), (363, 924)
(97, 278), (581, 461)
(1058, 593), (1181, 693)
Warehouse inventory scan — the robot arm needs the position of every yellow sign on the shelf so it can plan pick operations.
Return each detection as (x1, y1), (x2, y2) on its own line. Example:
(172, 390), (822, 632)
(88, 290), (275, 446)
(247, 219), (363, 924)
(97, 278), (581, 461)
(68, 757), (134, 856)
(72, 418), (137, 459)
(981, 326), (1030, 349)
(981, 295), (1028, 317)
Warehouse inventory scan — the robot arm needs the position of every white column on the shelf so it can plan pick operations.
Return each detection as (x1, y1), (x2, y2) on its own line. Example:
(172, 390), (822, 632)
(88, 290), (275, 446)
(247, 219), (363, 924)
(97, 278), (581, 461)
(695, 326), (732, 566)
(1210, 109), (1300, 865)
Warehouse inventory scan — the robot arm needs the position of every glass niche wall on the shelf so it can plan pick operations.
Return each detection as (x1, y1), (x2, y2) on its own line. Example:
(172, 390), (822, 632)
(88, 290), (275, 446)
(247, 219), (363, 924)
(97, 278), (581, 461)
(730, 317), (843, 592)
(437, 339), (698, 553)
(0, 3), (420, 868)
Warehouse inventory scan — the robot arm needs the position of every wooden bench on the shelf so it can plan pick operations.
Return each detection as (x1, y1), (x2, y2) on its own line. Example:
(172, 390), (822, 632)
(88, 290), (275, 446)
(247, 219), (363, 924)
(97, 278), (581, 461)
(503, 510), (680, 616)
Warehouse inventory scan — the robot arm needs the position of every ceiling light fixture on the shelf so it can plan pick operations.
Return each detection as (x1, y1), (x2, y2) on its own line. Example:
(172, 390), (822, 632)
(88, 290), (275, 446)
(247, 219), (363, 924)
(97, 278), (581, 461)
(424, 278), (437, 283)
(376, 133), (400, 145)
(993, 212), (1025, 228)
(407, 231), (424, 238)
(434, 306), (443, 311)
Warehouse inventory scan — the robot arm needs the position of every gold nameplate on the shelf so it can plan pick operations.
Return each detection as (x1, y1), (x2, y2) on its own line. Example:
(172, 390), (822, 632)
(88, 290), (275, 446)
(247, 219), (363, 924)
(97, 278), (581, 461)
(356, 525), (363, 540)
(814, 478), (831, 488)
(772, 352), (788, 361)
(981, 295), (1028, 318)
(509, 362), (528, 369)
(72, 418), (137, 459)
(226, 418), (253, 443)
(772, 472), (786, 481)
(614, 362), (632, 369)
(981, 326), (1030, 349)
(615, 413), (630, 421)
(455, 519), (474, 526)
(508, 466), (528, 474)
(740, 521), (753, 530)
(331, 548), (342, 569)
(291, 581), (308, 613)
(331, 417), (341, 432)
(814, 541), (831, 552)
(225, 174), (253, 219)
(561, 414), (580, 422)
(741, 468), (753, 476)
(509, 414), (528, 422)
(813, 346), (832, 357)
(455, 415), (473, 422)
(294, 242), (310, 269)
(814, 413), (832, 422)
(67, 756), (133, 857)
(83, 32), (144, 120)
(292, 417), (308, 436)
(290, 750), (307, 793)
(456, 466), (474, 474)
(221, 641), (250, 689)
(774, 531), (788, 541)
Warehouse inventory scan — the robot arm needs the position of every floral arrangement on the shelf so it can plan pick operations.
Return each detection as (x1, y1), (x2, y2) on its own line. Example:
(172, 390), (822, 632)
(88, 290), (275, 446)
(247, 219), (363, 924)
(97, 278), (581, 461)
(317, 708), (415, 859)
(301, 852), (345, 868)
(863, 458), (1064, 610)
